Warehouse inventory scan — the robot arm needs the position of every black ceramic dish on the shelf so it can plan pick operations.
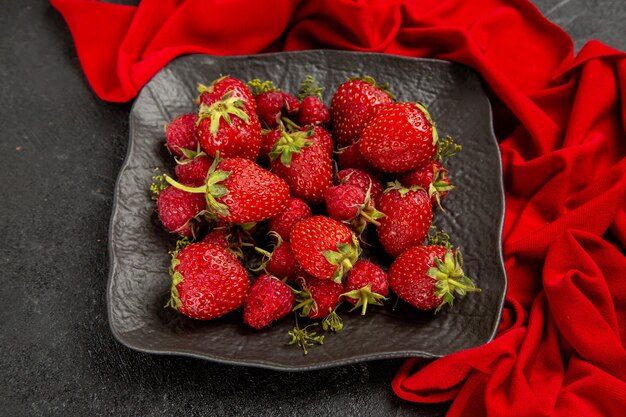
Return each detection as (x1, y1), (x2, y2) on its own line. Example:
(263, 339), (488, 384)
(108, 50), (506, 371)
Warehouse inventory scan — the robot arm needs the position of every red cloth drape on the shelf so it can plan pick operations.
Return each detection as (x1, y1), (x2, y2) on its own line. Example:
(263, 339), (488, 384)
(50, 0), (626, 415)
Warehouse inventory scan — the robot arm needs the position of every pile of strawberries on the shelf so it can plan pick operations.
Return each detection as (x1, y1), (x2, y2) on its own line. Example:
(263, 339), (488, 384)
(152, 75), (479, 354)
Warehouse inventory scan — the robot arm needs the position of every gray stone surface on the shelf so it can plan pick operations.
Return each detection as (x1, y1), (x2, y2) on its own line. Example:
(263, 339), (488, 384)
(1, 1), (623, 416)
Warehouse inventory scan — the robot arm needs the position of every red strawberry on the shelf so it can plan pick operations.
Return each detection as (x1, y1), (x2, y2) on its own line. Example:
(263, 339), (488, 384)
(388, 245), (479, 311)
(167, 242), (249, 320)
(254, 232), (303, 281)
(330, 76), (393, 146)
(337, 143), (379, 175)
(201, 224), (251, 259)
(174, 154), (212, 186)
(342, 260), (389, 315)
(324, 184), (385, 235)
(399, 160), (455, 207)
(290, 216), (360, 283)
(201, 227), (230, 250)
(197, 93), (261, 160)
(258, 128), (282, 166)
(269, 127), (333, 204)
(166, 156), (289, 224)
(255, 90), (299, 128)
(197, 76), (256, 112)
(298, 96), (330, 126)
(309, 125), (334, 157)
(297, 75), (330, 126)
(156, 186), (206, 237)
(244, 274), (295, 329)
(267, 197), (312, 241)
(337, 168), (384, 205)
(377, 181), (433, 257)
(359, 102), (438, 173)
(294, 275), (344, 323)
(165, 114), (199, 158)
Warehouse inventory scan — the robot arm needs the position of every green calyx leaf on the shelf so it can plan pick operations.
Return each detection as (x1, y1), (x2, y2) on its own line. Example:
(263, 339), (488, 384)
(321, 308), (343, 332)
(287, 317), (324, 356)
(251, 232), (282, 273)
(430, 166), (455, 210)
(175, 143), (206, 165)
(247, 78), (279, 95)
(293, 285), (317, 318)
(197, 94), (250, 137)
(268, 130), (313, 167)
(322, 235), (362, 284)
(425, 248), (481, 313)
(298, 75), (324, 100)
(384, 180), (423, 197)
(203, 152), (231, 218)
(165, 254), (184, 310)
(341, 284), (387, 316)
(435, 135), (463, 161)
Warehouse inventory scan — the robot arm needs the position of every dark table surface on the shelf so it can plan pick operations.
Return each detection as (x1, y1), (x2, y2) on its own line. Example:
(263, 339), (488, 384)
(1, 1), (624, 416)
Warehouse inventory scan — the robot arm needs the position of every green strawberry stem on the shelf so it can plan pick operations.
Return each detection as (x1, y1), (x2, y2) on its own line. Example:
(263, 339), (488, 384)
(427, 248), (481, 313)
(321, 307), (343, 332)
(341, 284), (387, 316)
(164, 152), (231, 218)
(281, 117), (301, 132)
(287, 315), (324, 356)
(197, 92), (250, 136)
(268, 129), (313, 167)
(322, 236), (362, 283)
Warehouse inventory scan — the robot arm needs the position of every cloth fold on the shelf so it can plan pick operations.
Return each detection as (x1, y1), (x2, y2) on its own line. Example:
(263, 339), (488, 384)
(51, 0), (626, 415)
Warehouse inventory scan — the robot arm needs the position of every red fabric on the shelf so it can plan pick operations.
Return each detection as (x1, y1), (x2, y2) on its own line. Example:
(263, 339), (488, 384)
(51, 0), (626, 415)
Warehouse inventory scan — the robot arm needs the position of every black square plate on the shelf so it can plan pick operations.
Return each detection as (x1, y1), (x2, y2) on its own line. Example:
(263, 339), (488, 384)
(108, 50), (506, 371)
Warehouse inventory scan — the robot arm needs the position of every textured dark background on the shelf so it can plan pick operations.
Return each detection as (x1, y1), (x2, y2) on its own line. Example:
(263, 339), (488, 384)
(1, 1), (624, 416)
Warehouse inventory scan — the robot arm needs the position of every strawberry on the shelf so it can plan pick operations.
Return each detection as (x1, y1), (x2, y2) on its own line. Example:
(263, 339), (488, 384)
(156, 186), (206, 237)
(197, 76), (256, 112)
(267, 197), (312, 241)
(399, 160), (455, 207)
(201, 223), (252, 259)
(388, 245), (479, 311)
(359, 102), (438, 173)
(324, 184), (385, 235)
(243, 274), (295, 329)
(337, 168), (384, 206)
(294, 275), (344, 325)
(269, 127), (333, 204)
(258, 128), (282, 166)
(255, 90), (299, 128)
(174, 153), (212, 186)
(167, 242), (249, 320)
(376, 181), (433, 257)
(254, 232), (303, 281)
(330, 76), (393, 146)
(308, 125), (334, 158)
(290, 216), (360, 283)
(165, 114), (199, 158)
(298, 96), (330, 126)
(342, 260), (389, 315)
(197, 93), (261, 160)
(165, 155), (290, 224)
(297, 75), (330, 126)
(337, 143), (380, 175)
